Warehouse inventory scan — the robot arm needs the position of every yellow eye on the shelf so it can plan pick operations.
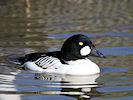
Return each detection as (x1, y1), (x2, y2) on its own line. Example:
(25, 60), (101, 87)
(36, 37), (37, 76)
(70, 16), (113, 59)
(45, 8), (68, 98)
(79, 42), (83, 46)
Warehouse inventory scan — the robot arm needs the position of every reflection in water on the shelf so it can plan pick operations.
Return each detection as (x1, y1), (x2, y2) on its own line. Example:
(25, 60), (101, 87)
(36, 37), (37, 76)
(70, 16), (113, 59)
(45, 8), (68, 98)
(25, 0), (31, 32)
(35, 73), (100, 99)
(0, 73), (21, 100)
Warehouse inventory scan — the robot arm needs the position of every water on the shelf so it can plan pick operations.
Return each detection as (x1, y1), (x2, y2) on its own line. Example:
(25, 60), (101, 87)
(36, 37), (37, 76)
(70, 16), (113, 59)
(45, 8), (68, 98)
(0, 0), (133, 100)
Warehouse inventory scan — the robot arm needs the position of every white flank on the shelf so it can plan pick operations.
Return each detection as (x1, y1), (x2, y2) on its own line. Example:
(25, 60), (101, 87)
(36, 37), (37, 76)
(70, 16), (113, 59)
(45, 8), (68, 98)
(23, 57), (100, 75)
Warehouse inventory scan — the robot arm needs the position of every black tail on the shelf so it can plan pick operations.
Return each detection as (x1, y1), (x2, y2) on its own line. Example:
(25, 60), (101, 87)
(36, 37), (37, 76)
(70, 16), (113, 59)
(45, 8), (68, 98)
(8, 57), (22, 64)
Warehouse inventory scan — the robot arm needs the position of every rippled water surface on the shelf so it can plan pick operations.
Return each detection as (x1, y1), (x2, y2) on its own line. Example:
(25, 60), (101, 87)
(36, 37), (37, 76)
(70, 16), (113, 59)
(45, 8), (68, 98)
(0, 0), (133, 100)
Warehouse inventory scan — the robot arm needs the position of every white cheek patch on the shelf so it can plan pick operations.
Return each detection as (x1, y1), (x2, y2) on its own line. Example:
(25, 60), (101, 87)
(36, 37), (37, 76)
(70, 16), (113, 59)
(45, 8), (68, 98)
(80, 46), (91, 56)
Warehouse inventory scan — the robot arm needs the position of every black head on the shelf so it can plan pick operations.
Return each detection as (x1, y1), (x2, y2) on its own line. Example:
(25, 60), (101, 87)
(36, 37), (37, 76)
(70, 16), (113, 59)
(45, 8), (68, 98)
(61, 34), (105, 61)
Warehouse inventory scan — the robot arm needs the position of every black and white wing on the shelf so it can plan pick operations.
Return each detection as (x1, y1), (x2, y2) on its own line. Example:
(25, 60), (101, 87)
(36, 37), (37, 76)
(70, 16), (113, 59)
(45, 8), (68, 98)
(34, 56), (62, 69)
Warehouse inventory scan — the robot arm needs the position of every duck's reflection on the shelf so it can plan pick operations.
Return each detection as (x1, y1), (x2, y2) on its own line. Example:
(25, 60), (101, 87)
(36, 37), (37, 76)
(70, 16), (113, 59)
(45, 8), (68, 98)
(35, 73), (100, 99)
(0, 72), (21, 100)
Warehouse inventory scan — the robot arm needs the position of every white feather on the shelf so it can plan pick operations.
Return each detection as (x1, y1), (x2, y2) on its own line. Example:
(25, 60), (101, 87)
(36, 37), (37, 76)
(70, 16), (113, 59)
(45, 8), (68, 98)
(23, 58), (100, 75)
(23, 62), (44, 72)
(80, 46), (91, 56)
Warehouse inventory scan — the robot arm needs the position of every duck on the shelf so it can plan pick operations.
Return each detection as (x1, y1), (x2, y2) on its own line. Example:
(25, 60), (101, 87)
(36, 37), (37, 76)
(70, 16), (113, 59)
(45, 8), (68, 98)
(14, 34), (105, 75)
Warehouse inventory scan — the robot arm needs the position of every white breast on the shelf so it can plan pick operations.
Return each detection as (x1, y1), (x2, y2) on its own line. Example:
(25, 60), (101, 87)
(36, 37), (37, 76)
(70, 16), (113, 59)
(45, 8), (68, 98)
(63, 58), (100, 75)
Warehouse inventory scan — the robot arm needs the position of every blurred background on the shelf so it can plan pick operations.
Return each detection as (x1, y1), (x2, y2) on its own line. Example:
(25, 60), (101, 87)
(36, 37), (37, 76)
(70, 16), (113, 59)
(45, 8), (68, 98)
(0, 0), (133, 100)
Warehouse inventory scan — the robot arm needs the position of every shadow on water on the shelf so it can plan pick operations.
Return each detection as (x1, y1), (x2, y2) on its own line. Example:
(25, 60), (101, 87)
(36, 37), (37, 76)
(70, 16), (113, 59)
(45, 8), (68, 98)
(0, 0), (133, 100)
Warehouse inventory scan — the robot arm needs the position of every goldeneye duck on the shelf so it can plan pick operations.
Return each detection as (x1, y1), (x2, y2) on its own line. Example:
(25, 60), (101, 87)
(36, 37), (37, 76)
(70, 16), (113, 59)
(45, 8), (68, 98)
(13, 34), (105, 75)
